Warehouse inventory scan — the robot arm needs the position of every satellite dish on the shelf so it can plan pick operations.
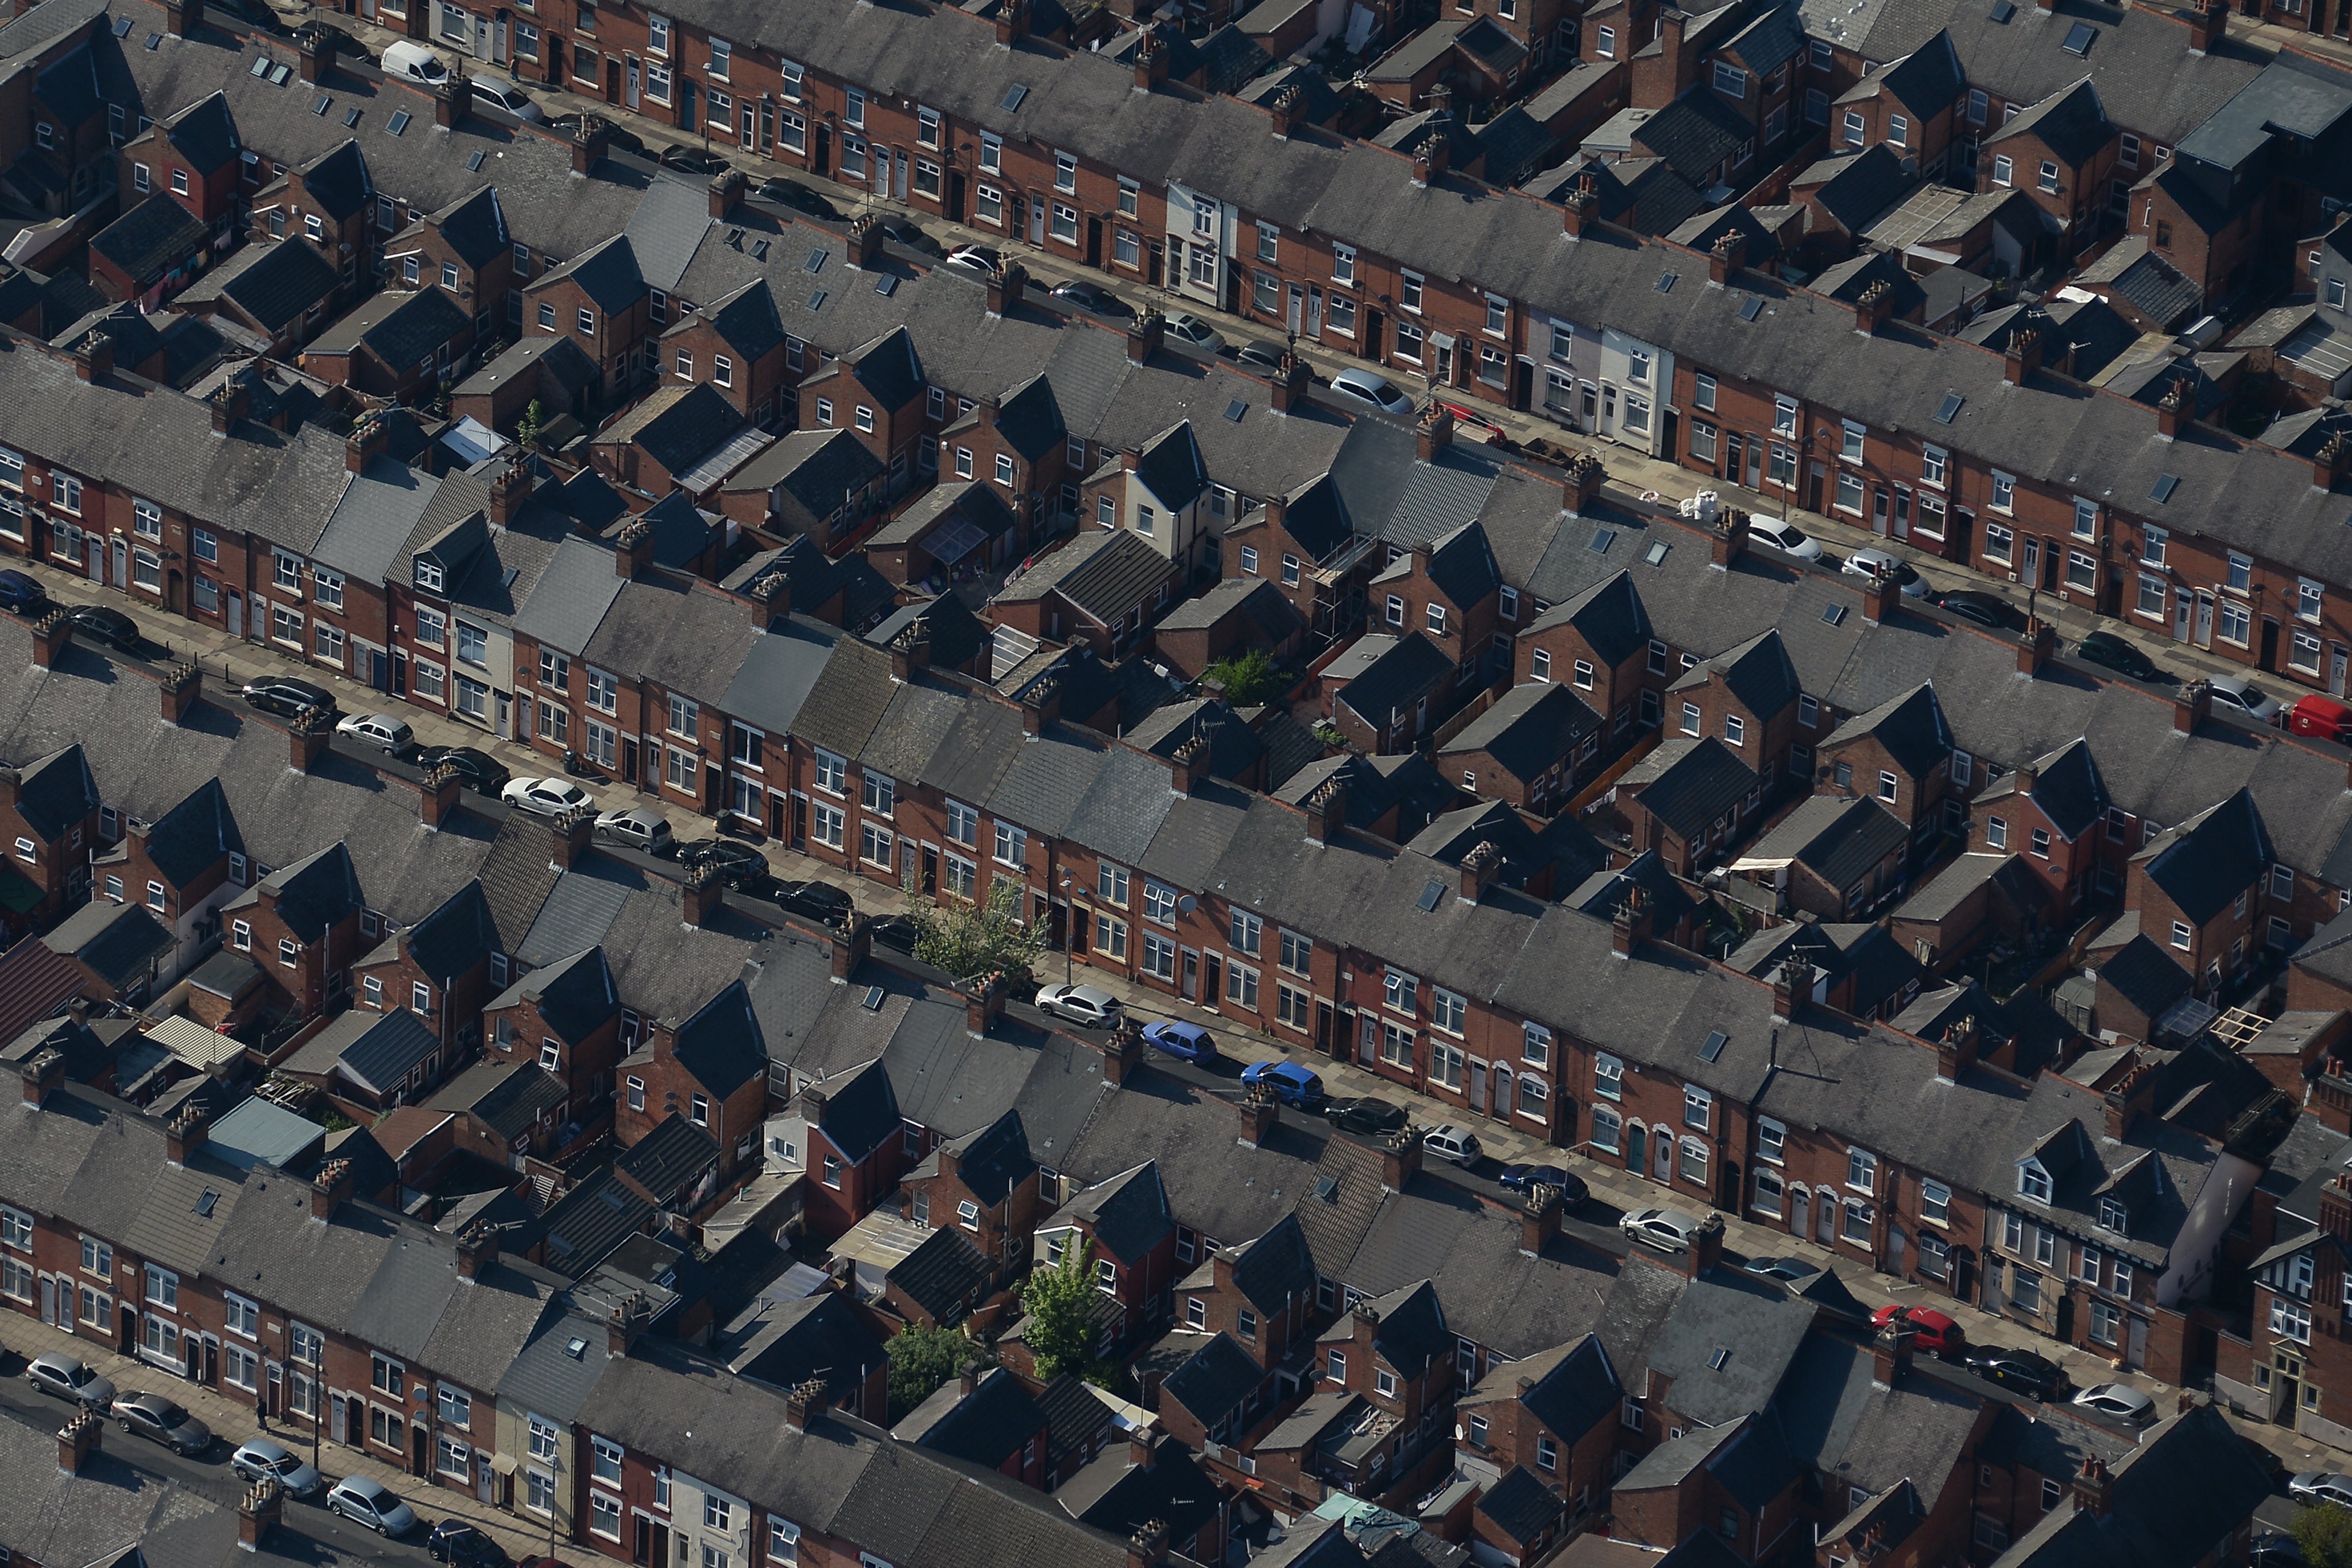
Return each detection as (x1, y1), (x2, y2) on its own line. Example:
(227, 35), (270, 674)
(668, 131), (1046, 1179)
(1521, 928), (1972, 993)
(1178, 895), (1198, 914)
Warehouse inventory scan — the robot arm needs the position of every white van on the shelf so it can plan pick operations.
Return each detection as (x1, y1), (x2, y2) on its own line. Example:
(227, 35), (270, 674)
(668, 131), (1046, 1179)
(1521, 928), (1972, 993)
(380, 40), (448, 85)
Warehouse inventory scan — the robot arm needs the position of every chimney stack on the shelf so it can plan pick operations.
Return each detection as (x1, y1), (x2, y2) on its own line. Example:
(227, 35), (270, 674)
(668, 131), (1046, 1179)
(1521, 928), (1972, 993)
(2003, 327), (2044, 386)
(455, 1221), (499, 1280)
(29, 609), (70, 670)
(1935, 1016), (1979, 1082)
(210, 376), (251, 435)
(1561, 173), (1600, 238)
(1133, 30), (1169, 90)
(489, 460), (531, 526)
(1417, 404), (1455, 462)
(1457, 840), (1500, 903)
(309, 1158), (353, 1221)
(237, 1477), (284, 1552)
(784, 1377), (832, 1431)
(1238, 1082), (1279, 1147)
(2017, 617), (2055, 676)
(550, 806), (595, 869)
(2072, 1454), (2113, 1519)
(1125, 1518), (1171, 1568)
(1268, 84), (1303, 139)
(1871, 1320), (1916, 1388)
(166, 1104), (207, 1164)
(682, 862), (726, 927)
(1099, 1017), (1143, 1085)
(420, 762), (463, 829)
(965, 971), (1008, 1038)
(606, 1291), (649, 1356)
(829, 913), (873, 982)
(2156, 376), (2191, 440)
(1128, 1427), (1159, 1472)
(848, 214), (887, 270)
(1610, 884), (1654, 958)
(986, 261), (1028, 318)
(570, 114), (613, 175)
(960, 1360), (984, 1399)
(158, 661), (201, 725)
(1681, 1213), (1725, 1278)
(287, 706), (333, 773)
(58, 1409), (100, 1474)
(434, 63), (469, 128)
(1170, 733), (1209, 795)
(996, 0), (1031, 45)
(296, 25), (328, 82)
(1270, 350), (1308, 413)
(164, 0), (202, 37)
(2185, 0), (2225, 51)
(1772, 958), (1814, 1020)
(1863, 571), (1901, 626)
(889, 624), (933, 683)
(615, 519), (655, 578)
(1127, 308), (1166, 364)
(1853, 277), (1895, 335)
(708, 167), (746, 221)
(2173, 677), (2212, 734)
(1563, 451), (1606, 515)
(1708, 231), (1745, 285)
(2316, 432), (2350, 493)
(1518, 1182), (1562, 1257)
(20, 1047), (63, 1106)
(1020, 671), (1063, 735)
(1379, 1126), (1422, 1191)
(1411, 136), (1447, 188)
(1303, 774), (1347, 845)
(346, 411), (389, 474)
(1709, 509), (1749, 571)
(73, 330), (112, 384)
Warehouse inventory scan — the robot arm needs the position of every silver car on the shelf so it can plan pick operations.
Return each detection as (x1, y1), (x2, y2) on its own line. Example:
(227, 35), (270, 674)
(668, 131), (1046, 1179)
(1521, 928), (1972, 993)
(111, 1391), (212, 1455)
(594, 807), (675, 855)
(1329, 367), (1415, 417)
(1162, 312), (1225, 353)
(335, 713), (415, 753)
(231, 1435), (326, 1497)
(2071, 1382), (2156, 1426)
(25, 1352), (114, 1410)
(1034, 983), (1123, 1028)
(1620, 1206), (1707, 1252)
(328, 1475), (419, 1536)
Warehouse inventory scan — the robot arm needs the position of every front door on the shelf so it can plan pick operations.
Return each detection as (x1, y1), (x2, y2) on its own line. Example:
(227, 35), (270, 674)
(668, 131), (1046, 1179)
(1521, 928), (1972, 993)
(679, 78), (697, 131)
(2194, 590), (2215, 648)
(2334, 645), (2347, 697)
(892, 149), (908, 200)
(411, 1419), (430, 1477)
(1625, 1123), (1645, 1174)
(2128, 1315), (2149, 1372)
(1790, 1186), (1809, 1238)
(110, 537), (126, 587)
(331, 1393), (349, 1445)
(625, 57), (641, 108)
(85, 536), (100, 580)
(1492, 1062), (1510, 1118)
(1887, 1226), (1906, 1277)
(2173, 590), (2192, 641)
(1816, 1190), (1836, 1244)
(921, 845), (938, 896)
(1724, 432), (1742, 481)
(1651, 1128), (1673, 1183)
(1180, 948), (1198, 1001)
(478, 1452), (496, 1503)
(1202, 953), (1220, 1001)
(1305, 286), (1322, 334)
(1467, 1058), (1488, 1114)
(2261, 618), (2281, 672)
(227, 591), (242, 638)
(1028, 196), (1045, 245)
(38, 1273), (53, 1325)
(1286, 284), (1303, 334)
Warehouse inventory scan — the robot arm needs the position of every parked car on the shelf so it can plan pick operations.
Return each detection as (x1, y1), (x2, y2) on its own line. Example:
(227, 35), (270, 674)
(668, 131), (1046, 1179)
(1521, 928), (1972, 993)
(1747, 517), (1823, 560)
(501, 777), (593, 818)
(1324, 1097), (1409, 1136)
(1142, 1020), (1217, 1062)
(25, 1353), (114, 1410)
(1740, 1256), (1819, 1284)
(2291, 693), (2352, 744)
(1496, 1164), (1589, 1206)
(1230, 339), (1288, 372)
(1929, 587), (2023, 630)
(470, 79), (546, 121)
(334, 713), (414, 754)
(67, 603), (142, 651)
(880, 218), (943, 256)
(2071, 1383), (2157, 1426)
(416, 745), (509, 795)
(1840, 546), (1928, 597)
(242, 675), (338, 717)
(1239, 1059), (1325, 1108)
(657, 145), (731, 176)
(679, 837), (767, 886)
(870, 914), (920, 953)
(429, 1519), (510, 1567)
(1051, 279), (1130, 319)
(2206, 673), (2283, 725)
(1161, 312), (1224, 353)
(1871, 1303), (1965, 1357)
(231, 1436), (325, 1497)
(380, 39), (448, 83)
(2291, 1473), (2352, 1511)
(756, 177), (841, 219)
(594, 808), (675, 856)
(111, 1392), (213, 1455)
(0, 568), (49, 615)
(327, 1475), (420, 1535)
(943, 245), (1000, 276)
(1619, 1206), (1707, 1252)
(1034, 982), (1123, 1028)
(2075, 630), (2168, 683)
(1422, 1125), (1484, 1167)
(1960, 1344), (2067, 1401)
(550, 112), (644, 154)
(2252, 1532), (2308, 1568)
(770, 877), (854, 926)
(1328, 367), (1414, 417)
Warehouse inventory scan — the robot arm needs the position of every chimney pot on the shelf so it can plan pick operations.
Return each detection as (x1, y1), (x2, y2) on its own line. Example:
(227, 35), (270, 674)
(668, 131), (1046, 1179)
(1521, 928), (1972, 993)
(309, 1159), (353, 1221)
(74, 330), (113, 384)
(550, 806), (594, 869)
(420, 763), (463, 829)
(1127, 308), (1166, 364)
(966, 971), (1008, 1038)
(287, 706), (333, 773)
(1417, 404), (1455, 462)
(158, 661), (201, 725)
(829, 913), (873, 982)
(59, 1409), (101, 1475)
(682, 862), (727, 927)
(987, 261), (1029, 318)
(2004, 327), (2044, 386)
(1239, 1082), (1279, 1147)
(1709, 509), (1750, 571)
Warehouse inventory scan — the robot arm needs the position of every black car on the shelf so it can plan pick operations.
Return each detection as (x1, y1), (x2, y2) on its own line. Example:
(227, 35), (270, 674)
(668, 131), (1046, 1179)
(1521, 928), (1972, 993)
(871, 914), (920, 953)
(1961, 1345), (2068, 1401)
(1050, 280), (1131, 319)
(66, 603), (140, 651)
(755, 177), (841, 219)
(1324, 1097), (1409, 1136)
(881, 218), (944, 257)
(241, 675), (339, 717)
(548, 112), (645, 154)
(772, 877), (855, 926)
(428, 1520), (509, 1568)
(1931, 588), (2022, 630)
(416, 745), (511, 795)
(0, 569), (47, 615)
(2076, 629), (2170, 684)
(657, 145), (732, 176)
(678, 838), (767, 886)
(1496, 1164), (1590, 1207)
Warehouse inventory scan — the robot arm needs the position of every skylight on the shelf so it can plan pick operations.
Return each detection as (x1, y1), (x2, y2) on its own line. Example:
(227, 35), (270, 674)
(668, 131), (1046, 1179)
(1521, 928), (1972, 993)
(808, 289), (827, 310)
(877, 273), (899, 296)
(805, 247), (827, 274)
(1823, 603), (1848, 625)
(861, 985), (884, 1011)
(1224, 398), (1247, 422)
(1739, 295), (1764, 322)
(751, 239), (771, 261)
(1002, 84), (1030, 111)
(385, 110), (411, 135)
(1989, 0), (2014, 21)
(1645, 540), (1671, 566)
(2063, 20), (2094, 53)
(145, 32), (161, 48)
(467, 150), (486, 171)
(113, 15), (132, 35)
(269, 62), (291, 85)
(1417, 880), (1445, 912)
(1933, 392), (1964, 424)
(1589, 527), (1615, 553)
(250, 54), (271, 76)
(1656, 271), (1678, 293)
(344, 106), (362, 127)
(312, 95), (331, 115)
(1699, 1030), (1728, 1063)
(2150, 473), (2180, 503)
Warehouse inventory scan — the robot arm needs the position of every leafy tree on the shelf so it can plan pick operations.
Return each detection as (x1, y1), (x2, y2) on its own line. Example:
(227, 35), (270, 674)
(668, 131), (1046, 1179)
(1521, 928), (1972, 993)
(885, 1324), (972, 1421)
(2297, 1504), (2352, 1568)
(1022, 1236), (1109, 1384)
(899, 872), (1046, 985)
(1203, 647), (1280, 707)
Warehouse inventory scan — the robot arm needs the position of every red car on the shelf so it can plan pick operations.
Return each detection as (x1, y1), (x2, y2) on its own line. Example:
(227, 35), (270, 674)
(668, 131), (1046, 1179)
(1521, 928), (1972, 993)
(1872, 1303), (1964, 1357)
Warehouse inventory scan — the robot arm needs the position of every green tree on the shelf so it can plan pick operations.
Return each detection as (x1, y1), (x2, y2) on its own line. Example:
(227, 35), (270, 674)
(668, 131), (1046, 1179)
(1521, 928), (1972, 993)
(899, 872), (1046, 985)
(885, 1324), (972, 1421)
(1022, 1236), (1108, 1384)
(515, 398), (544, 451)
(1203, 647), (1280, 707)
(2298, 1504), (2352, 1568)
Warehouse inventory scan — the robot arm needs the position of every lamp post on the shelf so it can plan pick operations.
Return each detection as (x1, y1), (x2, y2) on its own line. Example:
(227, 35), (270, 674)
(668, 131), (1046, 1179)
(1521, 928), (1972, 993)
(1059, 871), (1074, 985)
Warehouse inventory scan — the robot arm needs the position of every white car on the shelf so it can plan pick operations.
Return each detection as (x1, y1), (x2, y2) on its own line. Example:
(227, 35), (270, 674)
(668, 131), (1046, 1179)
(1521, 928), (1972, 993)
(471, 79), (547, 122)
(502, 777), (593, 818)
(380, 40), (448, 84)
(1162, 312), (1224, 353)
(1328, 367), (1415, 417)
(335, 713), (415, 754)
(327, 1475), (419, 1536)
(2206, 673), (2282, 724)
(231, 1436), (325, 1497)
(1748, 517), (1823, 560)
(25, 1353), (113, 1411)
(1034, 983), (1123, 1028)
(1619, 1206), (1707, 1252)
(1422, 1125), (1483, 1167)
(1839, 546), (1928, 597)
(943, 246), (1000, 276)
(2071, 1383), (2156, 1425)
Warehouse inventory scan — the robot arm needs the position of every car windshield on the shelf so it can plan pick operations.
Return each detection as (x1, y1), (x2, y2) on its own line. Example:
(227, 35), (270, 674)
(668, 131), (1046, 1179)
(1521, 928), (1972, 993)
(151, 1401), (188, 1424)
(67, 1364), (94, 1386)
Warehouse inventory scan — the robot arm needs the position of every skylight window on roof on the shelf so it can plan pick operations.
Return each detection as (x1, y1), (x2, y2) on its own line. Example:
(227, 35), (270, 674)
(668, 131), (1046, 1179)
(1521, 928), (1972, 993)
(808, 289), (827, 310)
(1590, 527), (1616, 553)
(1657, 271), (1678, 293)
(145, 32), (162, 48)
(113, 15), (133, 35)
(1002, 84), (1030, 111)
(565, 1337), (589, 1358)
(751, 239), (771, 261)
(1699, 1029), (1728, 1063)
(878, 273), (900, 296)
(195, 1190), (219, 1217)
(2063, 21), (2094, 52)
(1646, 540), (1671, 566)
(467, 150), (486, 171)
(1823, 602), (1848, 625)
(1933, 392), (1964, 424)
(805, 247), (827, 274)
(1739, 295), (1765, 322)
(1224, 398), (1247, 422)
(344, 107), (362, 127)
(250, 54), (272, 76)
(862, 985), (885, 1011)
(312, 95), (331, 115)
(1989, 0), (2014, 20)
(1709, 1347), (1732, 1370)
(386, 110), (411, 135)
(2150, 473), (2180, 503)
(1313, 1175), (1339, 1201)
(1417, 880), (1445, 912)
(269, 63), (291, 84)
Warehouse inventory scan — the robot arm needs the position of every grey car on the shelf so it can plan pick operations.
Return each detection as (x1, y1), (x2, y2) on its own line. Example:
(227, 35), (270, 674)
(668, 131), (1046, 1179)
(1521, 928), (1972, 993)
(112, 1391), (213, 1455)
(25, 1352), (114, 1410)
(594, 807), (675, 855)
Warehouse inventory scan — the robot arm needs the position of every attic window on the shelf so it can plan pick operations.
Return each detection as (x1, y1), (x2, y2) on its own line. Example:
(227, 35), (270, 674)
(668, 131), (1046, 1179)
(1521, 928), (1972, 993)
(1589, 527), (1616, 553)
(312, 95), (331, 115)
(386, 110), (411, 135)
(1988, 0), (2014, 19)
(1224, 398), (1247, 423)
(194, 1190), (219, 1217)
(1313, 1175), (1339, 1202)
(113, 14), (132, 34)
(1417, 879), (1445, 912)
(270, 63), (292, 84)
(250, 54), (272, 76)
(752, 239), (771, 261)
(344, 107), (362, 127)
(1708, 1347), (1731, 1370)
(467, 150), (486, 171)
(1933, 392), (1963, 424)
(877, 273), (899, 296)
(1823, 603), (1848, 625)
(1656, 271), (1678, 293)
(2062, 21), (2094, 53)
(565, 1337), (589, 1359)
(861, 985), (885, 1011)
(145, 31), (161, 48)
(808, 289), (826, 310)
(1739, 295), (1765, 322)
(2149, 473), (2180, 504)
(1699, 1029), (1728, 1063)
(805, 247), (827, 274)
(1645, 540), (1671, 566)
(1002, 84), (1030, 111)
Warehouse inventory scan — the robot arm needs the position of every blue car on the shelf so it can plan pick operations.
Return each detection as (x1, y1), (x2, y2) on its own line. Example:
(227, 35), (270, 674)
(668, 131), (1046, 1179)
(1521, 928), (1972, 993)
(1143, 1020), (1218, 1063)
(1239, 1059), (1325, 1109)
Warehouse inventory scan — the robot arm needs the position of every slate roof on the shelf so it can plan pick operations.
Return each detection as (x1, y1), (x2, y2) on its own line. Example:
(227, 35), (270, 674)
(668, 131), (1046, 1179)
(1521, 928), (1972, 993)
(2098, 932), (2194, 1021)
(309, 282), (473, 367)
(1160, 1330), (1262, 1428)
(1670, 628), (1800, 718)
(1527, 570), (1653, 666)
(286, 1005), (440, 1094)
(1132, 420), (1209, 512)
(173, 235), (340, 332)
(10, 744), (97, 843)
(41, 897), (171, 989)
(1988, 1403), (2271, 1568)
(1631, 89), (1754, 183)
(1986, 77), (2110, 167)
(850, 325), (926, 410)
(734, 428), (888, 517)
(1000, 529), (1171, 624)
(1824, 683), (1951, 779)
(1624, 736), (1758, 838)
(88, 192), (207, 289)
(1047, 1161), (1174, 1264)
(428, 1060), (567, 1140)
(1478, 1466), (1565, 1546)
(1228, 1213), (1317, 1313)
(1333, 632), (1454, 730)
(888, 1224), (996, 1324)
(539, 233), (647, 315)
(1438, 680), (1599, 783)
(2132, 787), (2269, 924)
(1740, 793), (1910, 888)
(935, 1108), (1037, 1206)
(1798, 145), (1914, 236)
